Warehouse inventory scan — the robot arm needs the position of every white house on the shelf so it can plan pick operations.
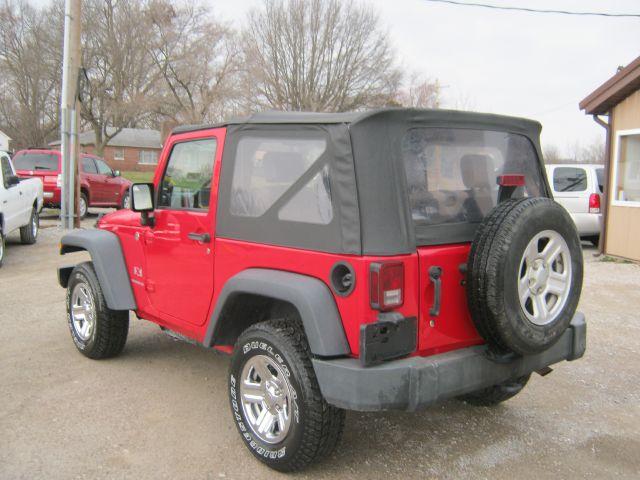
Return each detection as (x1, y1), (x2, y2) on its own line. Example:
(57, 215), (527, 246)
(0, 130), (11, 152)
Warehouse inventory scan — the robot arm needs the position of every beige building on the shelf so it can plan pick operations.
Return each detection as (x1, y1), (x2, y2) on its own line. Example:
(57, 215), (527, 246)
(580, 55), (640, 262)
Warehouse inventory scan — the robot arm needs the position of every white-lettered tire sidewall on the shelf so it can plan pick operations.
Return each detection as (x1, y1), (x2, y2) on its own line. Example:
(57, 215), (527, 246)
(66, 267), (98, 353)
(229, 336), (304, 468)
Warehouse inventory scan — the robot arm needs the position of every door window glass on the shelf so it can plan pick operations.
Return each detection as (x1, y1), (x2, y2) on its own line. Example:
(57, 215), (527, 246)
(81, 157), (98, 174)
(1, 156), (14, 188)
(95, 159), (113, 175)
(158, 139), (217, 210)
(553, 167), (587, 192)
(230, 137), (327, 217)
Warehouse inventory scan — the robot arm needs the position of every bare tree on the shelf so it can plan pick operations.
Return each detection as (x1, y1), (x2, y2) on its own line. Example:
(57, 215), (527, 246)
(241, 0), (402, 112)
(543, 144), (563, 164)
(80, 0), (162, 156)
(394, 73), (440, 108)
(0, 0), (63, 150)
(577, 138), (605, 164)
(146, 0), (242, 124)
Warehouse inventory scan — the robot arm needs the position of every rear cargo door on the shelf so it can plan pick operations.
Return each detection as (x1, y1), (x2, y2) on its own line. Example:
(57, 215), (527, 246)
(417, 244), (482, 354)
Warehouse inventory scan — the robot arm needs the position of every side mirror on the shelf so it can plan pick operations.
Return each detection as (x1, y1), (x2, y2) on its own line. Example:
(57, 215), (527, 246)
(131, 183), (155, 227)
(7, 175), (20, 187)
(113, 170), (121, 177)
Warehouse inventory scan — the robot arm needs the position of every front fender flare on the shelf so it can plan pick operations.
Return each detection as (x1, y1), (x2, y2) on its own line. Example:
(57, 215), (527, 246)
(59, 229), (136, 311)
(204, 269), (350, 357)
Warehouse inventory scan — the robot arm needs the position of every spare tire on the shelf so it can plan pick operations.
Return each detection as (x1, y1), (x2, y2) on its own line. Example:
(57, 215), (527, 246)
(467, 197), (583, 355)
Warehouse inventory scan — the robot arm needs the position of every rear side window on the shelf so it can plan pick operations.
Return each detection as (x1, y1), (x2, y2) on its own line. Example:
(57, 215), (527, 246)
(401, 128), (543, 227)
(158, 138), (217, 210)
(553, 167), (587, 192)
(81, 157), (98, 174)
(13, 153), (59, 172)
(596, 168), (604, 193)
(229, 136), (331, 224)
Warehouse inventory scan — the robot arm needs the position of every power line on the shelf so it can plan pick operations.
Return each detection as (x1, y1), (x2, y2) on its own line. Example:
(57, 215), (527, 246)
(422, 0), (640, 18)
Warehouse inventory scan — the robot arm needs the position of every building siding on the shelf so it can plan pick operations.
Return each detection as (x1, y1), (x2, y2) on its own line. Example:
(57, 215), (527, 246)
(606, 89), (640, 261)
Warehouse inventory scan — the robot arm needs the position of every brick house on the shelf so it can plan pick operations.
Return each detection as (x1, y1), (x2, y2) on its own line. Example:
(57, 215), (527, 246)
(50, 128), (162, 172)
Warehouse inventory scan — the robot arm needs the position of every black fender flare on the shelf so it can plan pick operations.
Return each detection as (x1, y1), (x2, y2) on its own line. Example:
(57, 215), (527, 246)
(59, 229), (136, 311)
(204, 269), (351, 357)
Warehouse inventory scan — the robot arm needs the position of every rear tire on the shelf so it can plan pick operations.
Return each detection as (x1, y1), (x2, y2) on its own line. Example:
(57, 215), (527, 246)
(458, 374), (531, 406)
(229, 319), (345, 472)
(78, 192), (88, 219)
(66, 262), (129, 359)
(19, 208), (38, 244)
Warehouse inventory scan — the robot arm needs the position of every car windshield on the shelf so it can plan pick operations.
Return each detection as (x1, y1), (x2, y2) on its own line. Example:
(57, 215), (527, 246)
(401, 128), (544, 227)
(13, 152), (59, 172)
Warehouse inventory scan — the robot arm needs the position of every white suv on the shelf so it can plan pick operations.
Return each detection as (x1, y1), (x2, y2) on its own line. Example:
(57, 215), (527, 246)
(545, 163), (604, 245)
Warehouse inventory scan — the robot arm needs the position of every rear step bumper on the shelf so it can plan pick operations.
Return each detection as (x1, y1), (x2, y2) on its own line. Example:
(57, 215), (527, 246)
(312, 313), (586, 412)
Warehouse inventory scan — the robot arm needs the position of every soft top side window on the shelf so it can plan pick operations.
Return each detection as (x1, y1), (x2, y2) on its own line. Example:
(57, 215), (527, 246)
(229, 136), (331, 224)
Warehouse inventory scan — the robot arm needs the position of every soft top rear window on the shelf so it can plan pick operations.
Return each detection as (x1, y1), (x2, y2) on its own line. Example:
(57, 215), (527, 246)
(401, 128), (544, 241)
(13, 152), (59, 172)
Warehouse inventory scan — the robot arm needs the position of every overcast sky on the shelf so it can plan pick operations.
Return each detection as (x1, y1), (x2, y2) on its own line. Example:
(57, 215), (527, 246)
(35, 0), (640, 155)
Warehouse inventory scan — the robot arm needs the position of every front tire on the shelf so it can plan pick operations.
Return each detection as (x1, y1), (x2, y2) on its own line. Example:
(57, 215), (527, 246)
(66, 262), (129, 359)
(229, 320), (345, 472)
(19, 207), (39, 244)
(120, 191), (130, 210)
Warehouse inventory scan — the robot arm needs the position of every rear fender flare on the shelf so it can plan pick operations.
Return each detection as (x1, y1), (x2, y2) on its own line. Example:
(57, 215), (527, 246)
(59, 229), (136, 311)
(204, 269), (350, 357)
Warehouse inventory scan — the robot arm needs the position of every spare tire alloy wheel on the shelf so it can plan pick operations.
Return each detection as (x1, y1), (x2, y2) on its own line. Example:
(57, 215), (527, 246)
(518, 230), (572, 326)
(466, 197), (583, 356)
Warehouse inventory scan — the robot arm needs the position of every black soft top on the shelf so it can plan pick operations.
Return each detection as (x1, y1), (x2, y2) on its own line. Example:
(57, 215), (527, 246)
(209, 109), (547, 256)
(173, 108), (542, 138)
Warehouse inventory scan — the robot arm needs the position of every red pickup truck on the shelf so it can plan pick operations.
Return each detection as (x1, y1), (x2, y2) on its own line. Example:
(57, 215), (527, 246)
(13, 149), (132, 218)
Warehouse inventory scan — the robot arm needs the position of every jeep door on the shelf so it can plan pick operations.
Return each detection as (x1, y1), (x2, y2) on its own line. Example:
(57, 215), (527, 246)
(142, 132), (222, 327)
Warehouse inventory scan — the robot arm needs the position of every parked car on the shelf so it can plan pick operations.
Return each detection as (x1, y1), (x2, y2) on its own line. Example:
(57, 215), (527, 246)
(0, 151), (43, 266)
(13, 149), (132, 218)
(58, 109), (586, 472)
(545, 163), (604, 245)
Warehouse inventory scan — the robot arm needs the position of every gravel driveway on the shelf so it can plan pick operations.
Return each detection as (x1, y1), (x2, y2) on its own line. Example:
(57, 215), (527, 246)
(1, 211), (639, 479)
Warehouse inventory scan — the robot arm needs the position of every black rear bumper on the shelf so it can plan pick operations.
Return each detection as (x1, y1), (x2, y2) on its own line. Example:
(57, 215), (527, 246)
(312, 313), (586, 412)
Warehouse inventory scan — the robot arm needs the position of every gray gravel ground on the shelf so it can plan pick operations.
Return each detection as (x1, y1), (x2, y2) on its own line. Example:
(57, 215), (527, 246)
(1, 210), (639, 480)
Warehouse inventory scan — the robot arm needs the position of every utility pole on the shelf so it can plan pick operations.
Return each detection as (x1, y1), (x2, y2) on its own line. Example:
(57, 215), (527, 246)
(60, 0), (82, 229)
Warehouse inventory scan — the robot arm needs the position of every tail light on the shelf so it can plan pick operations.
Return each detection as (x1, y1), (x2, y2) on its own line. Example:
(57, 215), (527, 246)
(589, 193), (601, 214)
(370, 262), (404, 310)
(56, 174), (62, 187)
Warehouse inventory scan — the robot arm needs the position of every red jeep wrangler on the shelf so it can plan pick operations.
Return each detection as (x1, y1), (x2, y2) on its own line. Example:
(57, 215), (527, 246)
(14, 149), (132, 218)
(58, 109), (586, 471)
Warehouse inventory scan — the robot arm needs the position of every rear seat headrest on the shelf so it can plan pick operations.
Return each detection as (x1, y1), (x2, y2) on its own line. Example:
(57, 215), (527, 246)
(460, 154), (494, 189)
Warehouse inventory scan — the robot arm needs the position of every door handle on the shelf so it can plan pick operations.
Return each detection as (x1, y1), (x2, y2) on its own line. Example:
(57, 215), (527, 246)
(188, 232), (211, 243)
(428, 266), (442, 317)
